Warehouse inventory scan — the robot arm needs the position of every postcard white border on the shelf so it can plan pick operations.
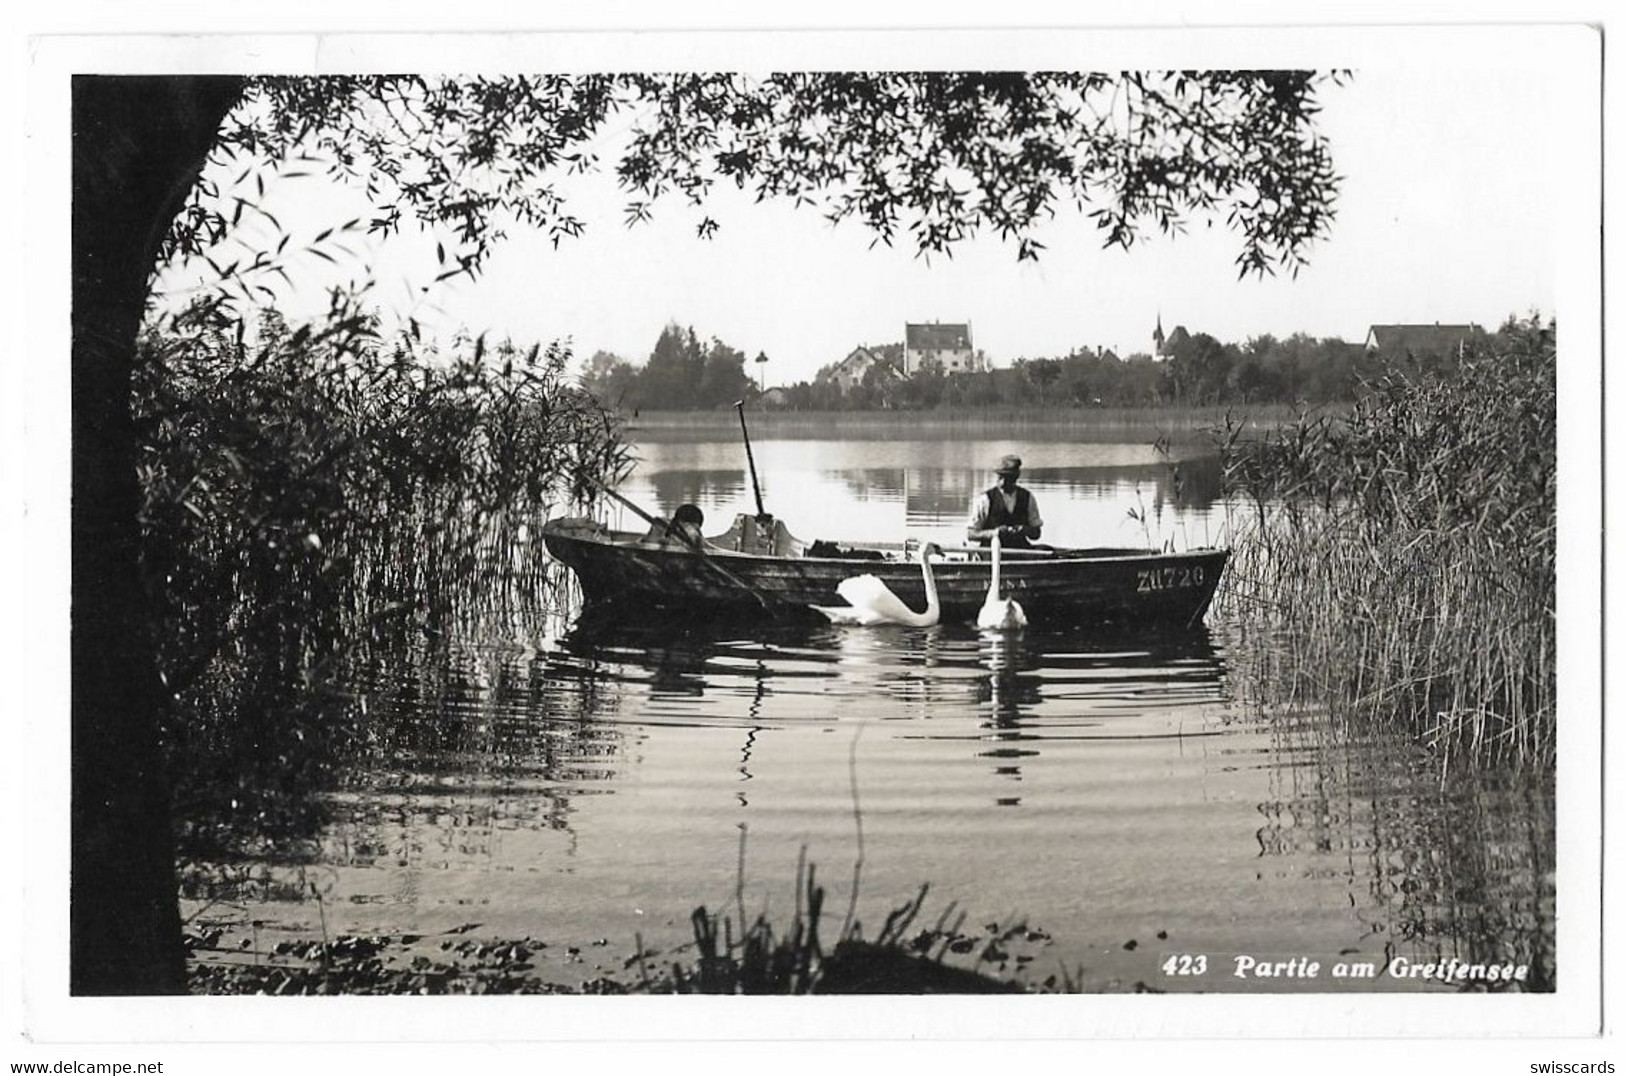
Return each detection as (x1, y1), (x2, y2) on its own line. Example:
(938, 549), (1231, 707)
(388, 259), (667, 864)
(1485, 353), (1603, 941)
(10, 16), (1607, 1057)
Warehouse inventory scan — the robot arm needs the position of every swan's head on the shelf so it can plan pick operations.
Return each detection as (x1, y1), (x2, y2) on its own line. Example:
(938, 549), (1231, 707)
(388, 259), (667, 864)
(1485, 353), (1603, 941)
(920, 542), (943, 559)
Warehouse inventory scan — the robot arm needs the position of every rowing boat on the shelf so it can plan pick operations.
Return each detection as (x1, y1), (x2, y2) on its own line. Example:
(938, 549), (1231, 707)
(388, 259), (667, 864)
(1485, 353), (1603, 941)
(542, 513), (1226, 629)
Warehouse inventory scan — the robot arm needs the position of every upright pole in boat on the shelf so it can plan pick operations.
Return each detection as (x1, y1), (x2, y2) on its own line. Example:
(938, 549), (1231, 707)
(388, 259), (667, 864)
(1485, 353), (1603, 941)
(735, 399), (769, 520)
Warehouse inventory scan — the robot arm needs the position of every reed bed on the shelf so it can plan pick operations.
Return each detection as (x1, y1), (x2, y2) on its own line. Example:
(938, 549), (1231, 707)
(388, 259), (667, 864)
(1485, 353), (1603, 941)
(1216, 316), (1556, 766)
(134, 294), (629, 856)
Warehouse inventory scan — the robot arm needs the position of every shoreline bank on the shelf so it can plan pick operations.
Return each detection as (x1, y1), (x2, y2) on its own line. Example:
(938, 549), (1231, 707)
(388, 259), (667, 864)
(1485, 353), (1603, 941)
(617, 404), (1321, 441)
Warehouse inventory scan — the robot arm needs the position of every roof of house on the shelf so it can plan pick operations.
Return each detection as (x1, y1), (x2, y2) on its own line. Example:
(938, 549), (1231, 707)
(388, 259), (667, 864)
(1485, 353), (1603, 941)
(1365, 324), (1483, 354)
(835, 346), (880, 371)
(906, 323), (972, 351)
(826, 347), (901, 385)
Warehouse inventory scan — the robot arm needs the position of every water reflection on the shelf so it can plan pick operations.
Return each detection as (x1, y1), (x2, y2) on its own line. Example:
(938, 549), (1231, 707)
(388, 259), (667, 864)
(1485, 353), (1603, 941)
(625, 436), (1230, 551)
(185, 607), (1556, 992)
(1257, 718), (1556, 989)
(974, 630), (1041, 801)
(183, 428), (1555, 993)
(644, 469), (750, 517)
(540, 614), (1241, 838)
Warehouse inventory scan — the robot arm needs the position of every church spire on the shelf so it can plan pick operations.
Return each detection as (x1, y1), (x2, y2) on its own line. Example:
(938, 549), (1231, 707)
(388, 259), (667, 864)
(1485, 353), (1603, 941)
(1153, 312), (1165, 354)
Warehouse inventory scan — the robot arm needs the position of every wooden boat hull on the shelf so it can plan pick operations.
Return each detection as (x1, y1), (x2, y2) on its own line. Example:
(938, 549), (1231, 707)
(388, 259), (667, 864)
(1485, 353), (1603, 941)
(543, 517), (1227, 629)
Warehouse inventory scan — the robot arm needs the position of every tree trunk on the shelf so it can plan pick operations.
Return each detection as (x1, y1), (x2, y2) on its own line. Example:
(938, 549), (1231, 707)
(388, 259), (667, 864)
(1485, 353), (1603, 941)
(71, 75), (242, 994)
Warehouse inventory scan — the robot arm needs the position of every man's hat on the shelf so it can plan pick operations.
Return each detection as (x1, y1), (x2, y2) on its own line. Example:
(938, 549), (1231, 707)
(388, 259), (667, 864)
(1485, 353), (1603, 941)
(995, 454), (1023, 475)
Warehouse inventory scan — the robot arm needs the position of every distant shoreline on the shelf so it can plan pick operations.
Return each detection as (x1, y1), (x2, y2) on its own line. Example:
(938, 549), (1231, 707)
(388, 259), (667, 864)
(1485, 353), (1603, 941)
(618, 403), (1322, 440)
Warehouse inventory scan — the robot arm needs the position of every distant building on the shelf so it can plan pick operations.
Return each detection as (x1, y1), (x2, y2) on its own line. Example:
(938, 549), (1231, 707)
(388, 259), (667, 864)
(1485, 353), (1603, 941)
(758, 386), (789, 409)
(1364, 323), (1483, 361)
(826, 346), (898, 394)
(904, 322), (980, 376)
(1153, 315), (1190, 359)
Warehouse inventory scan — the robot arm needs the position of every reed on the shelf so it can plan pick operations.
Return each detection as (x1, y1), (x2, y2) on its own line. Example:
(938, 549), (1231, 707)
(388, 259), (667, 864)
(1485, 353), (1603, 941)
(134, 293), (630, 858)
(1215, 316), (1556, 766)
(670, 864), (1039, 994)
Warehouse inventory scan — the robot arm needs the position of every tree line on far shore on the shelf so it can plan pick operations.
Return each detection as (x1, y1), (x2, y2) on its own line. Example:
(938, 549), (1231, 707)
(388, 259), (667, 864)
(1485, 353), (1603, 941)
(579, 321), (1509, 412)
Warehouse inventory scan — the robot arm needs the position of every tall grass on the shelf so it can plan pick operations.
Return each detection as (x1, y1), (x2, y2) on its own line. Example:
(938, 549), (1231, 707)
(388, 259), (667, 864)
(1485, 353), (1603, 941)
(1217, 316), (1556, 766)
(667, 856), (1041, 994)
(134, 292), (629, 857)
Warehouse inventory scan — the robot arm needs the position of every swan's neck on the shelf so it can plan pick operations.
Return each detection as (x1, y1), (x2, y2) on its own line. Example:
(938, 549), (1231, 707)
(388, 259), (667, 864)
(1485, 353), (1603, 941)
(918, 547), (940, 623)
(989, 533), (1003, 599)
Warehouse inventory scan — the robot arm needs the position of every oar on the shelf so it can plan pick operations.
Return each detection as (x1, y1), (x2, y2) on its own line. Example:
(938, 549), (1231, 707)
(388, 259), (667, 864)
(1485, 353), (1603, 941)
(829, 540), (1056, 559)
(953, 544), (1056, 558)
(578, 472), (785, 615)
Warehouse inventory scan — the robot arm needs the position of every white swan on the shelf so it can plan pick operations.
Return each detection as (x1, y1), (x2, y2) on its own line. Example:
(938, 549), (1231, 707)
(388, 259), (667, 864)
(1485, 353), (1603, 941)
(814, 542), (943, 627)
(976, 532), (1028, 630)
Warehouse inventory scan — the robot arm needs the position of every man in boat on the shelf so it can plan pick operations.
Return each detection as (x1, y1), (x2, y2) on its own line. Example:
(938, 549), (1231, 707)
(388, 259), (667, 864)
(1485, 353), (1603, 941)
(967, 455), (1043, 549)
(645, 503), (707, 547)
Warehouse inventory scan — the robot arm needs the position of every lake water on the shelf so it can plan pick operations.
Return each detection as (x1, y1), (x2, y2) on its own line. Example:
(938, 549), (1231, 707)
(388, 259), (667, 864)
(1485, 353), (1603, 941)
(184, 417), (1556, 993)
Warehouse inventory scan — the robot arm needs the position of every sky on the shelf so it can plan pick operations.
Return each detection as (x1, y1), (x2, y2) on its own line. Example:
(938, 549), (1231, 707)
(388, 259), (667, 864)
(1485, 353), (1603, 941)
(151, 31), (1582, 387)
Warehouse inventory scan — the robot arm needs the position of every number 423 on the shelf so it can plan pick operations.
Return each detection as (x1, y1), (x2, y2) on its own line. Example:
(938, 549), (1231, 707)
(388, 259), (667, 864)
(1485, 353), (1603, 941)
(1161, 954), (1208, 976)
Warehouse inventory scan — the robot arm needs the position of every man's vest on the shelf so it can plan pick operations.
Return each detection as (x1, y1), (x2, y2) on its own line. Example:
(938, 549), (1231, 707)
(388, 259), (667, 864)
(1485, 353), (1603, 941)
(980, 485), (1035, 546)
